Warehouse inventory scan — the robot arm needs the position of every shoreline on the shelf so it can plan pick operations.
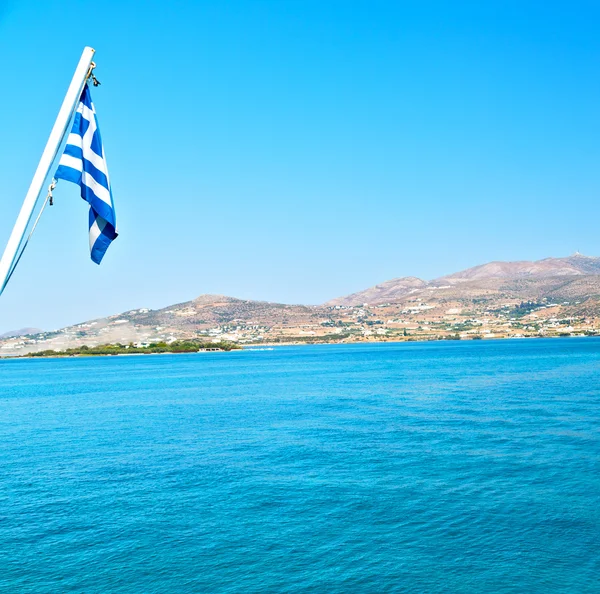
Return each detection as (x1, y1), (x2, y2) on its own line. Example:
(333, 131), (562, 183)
(3, 333), (598, 359)
(243, 333), (597, 348)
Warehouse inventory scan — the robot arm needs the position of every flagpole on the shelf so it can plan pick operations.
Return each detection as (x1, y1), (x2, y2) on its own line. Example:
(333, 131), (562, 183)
(0, 46), (96, 295)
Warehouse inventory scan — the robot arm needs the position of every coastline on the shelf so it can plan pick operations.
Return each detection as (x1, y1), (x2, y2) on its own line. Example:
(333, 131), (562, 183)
(3, 333), (597, 359)
(243, 332), (595, 348)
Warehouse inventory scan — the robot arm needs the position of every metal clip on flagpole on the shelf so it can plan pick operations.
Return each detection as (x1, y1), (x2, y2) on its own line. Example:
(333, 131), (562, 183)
(0, 47), (96, 296)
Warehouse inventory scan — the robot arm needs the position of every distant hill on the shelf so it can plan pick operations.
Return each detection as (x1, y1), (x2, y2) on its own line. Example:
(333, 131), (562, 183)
(327, 254), (600, 305)
(438, 254), (600, 283)
(0, 327), (42, 339)
(0, 295), (325, 354)
(326, 277), (426, 306)
(3, 254), (600, 354)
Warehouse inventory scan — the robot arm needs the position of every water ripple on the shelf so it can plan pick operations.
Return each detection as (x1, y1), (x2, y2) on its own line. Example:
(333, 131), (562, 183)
(0, 339), (599, 592)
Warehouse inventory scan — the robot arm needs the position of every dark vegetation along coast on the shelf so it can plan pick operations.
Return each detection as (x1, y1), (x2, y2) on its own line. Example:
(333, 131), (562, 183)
(22, 340), (241, 358)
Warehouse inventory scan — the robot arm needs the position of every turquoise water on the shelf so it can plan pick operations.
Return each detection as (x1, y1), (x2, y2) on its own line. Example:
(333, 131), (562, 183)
(0, 339), (599, 592)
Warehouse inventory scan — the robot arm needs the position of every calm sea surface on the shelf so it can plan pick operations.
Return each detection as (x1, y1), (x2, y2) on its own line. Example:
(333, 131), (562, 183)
(0, 339), (599, 593)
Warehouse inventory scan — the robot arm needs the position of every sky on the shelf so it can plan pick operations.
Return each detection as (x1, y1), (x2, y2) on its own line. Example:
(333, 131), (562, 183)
(1, 0), (600, 331)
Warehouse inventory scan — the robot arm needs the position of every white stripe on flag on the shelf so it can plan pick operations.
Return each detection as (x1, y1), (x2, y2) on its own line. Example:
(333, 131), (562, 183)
(59, 154), (83, 172)
(66, 133), (83, 148)
(82, 172), (112, 206)
(88, 217), (105, 251)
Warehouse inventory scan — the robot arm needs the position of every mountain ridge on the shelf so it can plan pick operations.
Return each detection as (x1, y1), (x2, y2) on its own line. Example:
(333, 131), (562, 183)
(0, 327), (42, 339)
(3, 254), (600, 354)
(326, 254), (600, 305)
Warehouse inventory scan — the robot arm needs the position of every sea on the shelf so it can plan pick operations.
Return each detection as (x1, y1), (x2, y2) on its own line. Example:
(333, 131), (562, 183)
(0, 339), (598, 593)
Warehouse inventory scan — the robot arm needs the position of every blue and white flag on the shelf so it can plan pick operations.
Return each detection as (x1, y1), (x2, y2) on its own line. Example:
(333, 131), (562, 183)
(55, 84), (117, 264)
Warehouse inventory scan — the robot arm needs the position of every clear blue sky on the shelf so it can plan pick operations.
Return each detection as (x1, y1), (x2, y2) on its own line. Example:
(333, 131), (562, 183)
(1, 0), (599, 331)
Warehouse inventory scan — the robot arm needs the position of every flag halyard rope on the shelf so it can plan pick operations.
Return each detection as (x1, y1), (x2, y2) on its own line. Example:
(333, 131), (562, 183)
(2, 180), (57, 291)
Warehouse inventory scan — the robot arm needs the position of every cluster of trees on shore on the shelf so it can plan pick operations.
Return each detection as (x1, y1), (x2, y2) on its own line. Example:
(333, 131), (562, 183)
(25, 340), (241, 358)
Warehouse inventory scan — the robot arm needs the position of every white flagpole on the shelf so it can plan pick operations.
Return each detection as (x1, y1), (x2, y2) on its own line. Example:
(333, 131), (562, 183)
(0, 46), (96, 295)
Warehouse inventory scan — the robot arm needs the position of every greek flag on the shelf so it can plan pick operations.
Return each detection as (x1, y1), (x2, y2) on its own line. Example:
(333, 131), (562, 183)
(55, 84), (117, 264)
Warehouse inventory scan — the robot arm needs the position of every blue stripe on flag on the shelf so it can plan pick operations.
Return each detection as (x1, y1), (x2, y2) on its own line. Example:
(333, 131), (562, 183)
(54, 164), (81, 185)
(80, 85), (94, 110)
(71, 112), (91, 139)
